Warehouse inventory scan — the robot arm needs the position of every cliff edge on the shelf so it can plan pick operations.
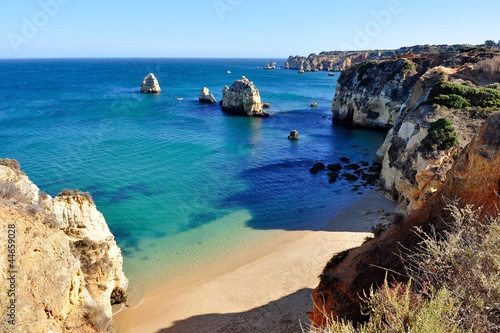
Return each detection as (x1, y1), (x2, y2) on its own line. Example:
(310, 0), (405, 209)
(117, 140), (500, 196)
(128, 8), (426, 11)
(0, 160), (127, 332)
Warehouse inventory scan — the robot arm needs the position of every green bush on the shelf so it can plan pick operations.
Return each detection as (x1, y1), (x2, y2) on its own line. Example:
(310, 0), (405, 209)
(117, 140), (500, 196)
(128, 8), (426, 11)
(428, 81), (500, 108)
(423, 94), (471, 109)
(357, 61), (376, 80)
(421, 118), (459, 151)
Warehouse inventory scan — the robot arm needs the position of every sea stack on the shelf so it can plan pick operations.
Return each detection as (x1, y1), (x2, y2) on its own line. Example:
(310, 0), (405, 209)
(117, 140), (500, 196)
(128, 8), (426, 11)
(199, 87), (217, 104)
(221, 76), (269, 117)
(288, 130), (299, 140)
(140, 73), (161, 93)
(263, 62), (276, 70)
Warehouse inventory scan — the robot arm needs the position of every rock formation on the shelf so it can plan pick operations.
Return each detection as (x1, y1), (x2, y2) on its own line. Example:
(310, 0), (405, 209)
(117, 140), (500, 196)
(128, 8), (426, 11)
(262, 102), (270, 109)
(263, 62), (276, 70)
(199, 87), (217, 104)
(288, 130), (299, 140)
(221, 76), (269, 117)
(140, 73), (161, 93)
(331, 58), (438, 129)
(284, 44), (470, 73)
(310, 103), (318, 107)
(309, 111), (500, 328)
(0, 161), (128, 332)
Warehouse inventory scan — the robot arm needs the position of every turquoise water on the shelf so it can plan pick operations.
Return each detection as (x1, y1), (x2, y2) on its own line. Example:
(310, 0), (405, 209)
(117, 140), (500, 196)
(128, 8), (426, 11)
(0, 58), (386, 297)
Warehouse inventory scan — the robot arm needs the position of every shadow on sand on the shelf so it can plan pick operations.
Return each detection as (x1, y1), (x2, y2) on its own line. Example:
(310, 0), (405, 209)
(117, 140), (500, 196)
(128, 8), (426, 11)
(155, 288), (314, 333)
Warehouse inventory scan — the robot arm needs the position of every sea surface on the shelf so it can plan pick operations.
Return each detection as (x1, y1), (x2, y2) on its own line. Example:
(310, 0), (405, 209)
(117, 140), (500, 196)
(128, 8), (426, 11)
(0, 58), (387, 300)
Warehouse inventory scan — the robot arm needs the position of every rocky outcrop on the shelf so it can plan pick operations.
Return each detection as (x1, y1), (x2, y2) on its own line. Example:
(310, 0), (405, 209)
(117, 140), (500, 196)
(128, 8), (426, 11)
(140, 73), (161, 93)
(221, 76), (269, 117)
(0, 162), (128, 332)
(376, 57), (499, 215)
(309, 111), (500, 328)
(199, 87), (217, 104)
(288, 130), (299, 140)
(331, 58), (438, 129)
(263, 62), (276, 70)
(284, 45), (471, 73)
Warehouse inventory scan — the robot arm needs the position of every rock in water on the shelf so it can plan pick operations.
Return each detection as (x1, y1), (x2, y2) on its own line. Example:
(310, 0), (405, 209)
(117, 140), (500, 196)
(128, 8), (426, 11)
(199, 87), (217, 104)
(140, 73), (161, 93)
(262, 102), (271, 108)
(263, 62), (276, 70)
(310, 103), (318, 107)
(221, 76), (269, 117)
(288, 130), (299, 140)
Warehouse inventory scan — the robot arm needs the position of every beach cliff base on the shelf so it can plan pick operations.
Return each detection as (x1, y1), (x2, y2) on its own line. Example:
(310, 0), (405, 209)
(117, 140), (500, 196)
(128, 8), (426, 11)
(114, 191), (396, 333)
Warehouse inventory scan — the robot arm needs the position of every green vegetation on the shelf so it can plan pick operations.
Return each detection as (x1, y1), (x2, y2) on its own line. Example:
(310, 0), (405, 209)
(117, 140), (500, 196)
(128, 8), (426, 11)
(430, 81), (500, 107)
(424, 94), (471, 109)
(421, 118), (459, 152)
(313, 279), (464, 333)
(357, 61), (376, 81)
(310, 203), (499, 333)
(426, 81), (500, 109)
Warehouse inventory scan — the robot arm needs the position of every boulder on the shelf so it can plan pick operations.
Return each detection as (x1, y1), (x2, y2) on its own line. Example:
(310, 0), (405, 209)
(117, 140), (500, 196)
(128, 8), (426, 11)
(199, 87), (217, 104)
(310, 162), (326, 173)
(288, 130), (299, 140)
(327, 163), (342, 172)
(140, 73), (161, 93)
(221, 76), (269, 117)
(310, 103), (318, 107)
(262, 103), (271, 108)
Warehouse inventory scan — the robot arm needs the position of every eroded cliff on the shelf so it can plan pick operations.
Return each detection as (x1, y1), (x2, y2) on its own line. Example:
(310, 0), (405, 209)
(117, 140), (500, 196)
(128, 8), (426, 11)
(309, 111), (500, 328)
(0, 161), (127, 332)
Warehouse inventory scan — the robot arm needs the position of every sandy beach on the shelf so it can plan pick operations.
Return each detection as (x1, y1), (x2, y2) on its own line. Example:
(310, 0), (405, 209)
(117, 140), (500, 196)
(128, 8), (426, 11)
(113, 190), (396, 333)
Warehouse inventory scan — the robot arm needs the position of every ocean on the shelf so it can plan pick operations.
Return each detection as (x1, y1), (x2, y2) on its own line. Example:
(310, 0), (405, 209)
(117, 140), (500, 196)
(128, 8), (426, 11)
(0, 58), (386, 301)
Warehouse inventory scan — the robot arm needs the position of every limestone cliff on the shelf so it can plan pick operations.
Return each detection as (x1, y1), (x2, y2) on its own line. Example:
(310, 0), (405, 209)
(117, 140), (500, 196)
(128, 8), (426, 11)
(284, 44), (470, 73)
(221, 76), (269, 117)
(331, 58), (436, 129)
(309, 111), (500, 328)
(377, 54), (500, 215)
(0, 162), (127, 332)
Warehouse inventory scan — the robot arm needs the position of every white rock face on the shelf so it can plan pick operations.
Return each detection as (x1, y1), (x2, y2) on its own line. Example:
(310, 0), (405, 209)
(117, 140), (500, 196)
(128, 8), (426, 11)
(221, 77), (268, 117)
(199, 87), (217, 104)
(140, 73), (161, 93)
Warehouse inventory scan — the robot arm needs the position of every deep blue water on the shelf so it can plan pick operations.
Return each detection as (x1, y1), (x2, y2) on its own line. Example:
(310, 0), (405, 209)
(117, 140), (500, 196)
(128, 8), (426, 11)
(0, 58), (386, 290)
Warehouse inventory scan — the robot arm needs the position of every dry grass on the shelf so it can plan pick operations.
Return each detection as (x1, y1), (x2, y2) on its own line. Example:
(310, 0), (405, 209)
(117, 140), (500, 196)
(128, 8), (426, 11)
(57, 189), (94, 204)
(310, 202), (499, 333)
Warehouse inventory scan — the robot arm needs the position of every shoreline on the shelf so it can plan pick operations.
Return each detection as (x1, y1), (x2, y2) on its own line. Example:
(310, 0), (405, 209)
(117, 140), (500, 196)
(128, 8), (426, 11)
(113, 190), (397, 333)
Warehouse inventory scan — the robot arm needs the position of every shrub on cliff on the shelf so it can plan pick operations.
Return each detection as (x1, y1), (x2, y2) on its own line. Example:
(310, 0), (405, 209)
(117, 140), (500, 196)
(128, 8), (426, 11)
(357, 62), (376, 81)
(311, 203), (499, 333)
(403, 204), (500, 332)
(57, 188), (94, 204)
(0, 158), (22, 173)
(424, 94), (471, 109)
(311, 280), (464, 333)
(428, 81), (500, 108)
(420, 118), (459, 152)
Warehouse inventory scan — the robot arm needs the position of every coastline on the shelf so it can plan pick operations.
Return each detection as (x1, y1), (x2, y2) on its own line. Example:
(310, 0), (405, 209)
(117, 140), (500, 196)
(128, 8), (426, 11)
(113, 190), (397, 333)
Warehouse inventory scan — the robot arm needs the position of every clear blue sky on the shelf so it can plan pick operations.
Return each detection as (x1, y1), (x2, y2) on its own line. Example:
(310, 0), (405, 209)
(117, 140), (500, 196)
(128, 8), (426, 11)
(1, 0), (498, 59)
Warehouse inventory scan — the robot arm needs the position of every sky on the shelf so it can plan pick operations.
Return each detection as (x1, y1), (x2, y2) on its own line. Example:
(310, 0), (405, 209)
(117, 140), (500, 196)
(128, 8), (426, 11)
(0, 0), (499, 59)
